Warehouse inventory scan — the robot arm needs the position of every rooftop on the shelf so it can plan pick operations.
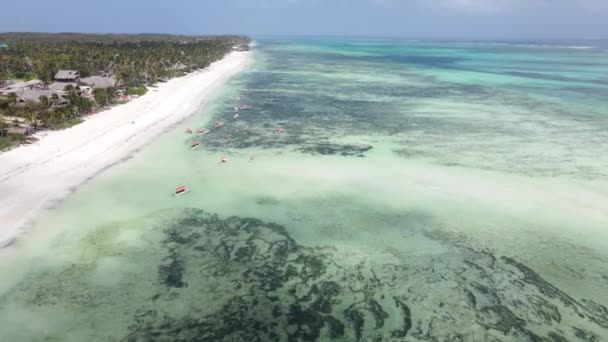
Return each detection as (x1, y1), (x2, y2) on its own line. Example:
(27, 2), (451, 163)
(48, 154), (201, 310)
(49, 82), (77, 91)
(54, 70), (80, 80)
(17, 89), (58, 103)
(80, 75), (117, 88)
(4, 80), (43, 90)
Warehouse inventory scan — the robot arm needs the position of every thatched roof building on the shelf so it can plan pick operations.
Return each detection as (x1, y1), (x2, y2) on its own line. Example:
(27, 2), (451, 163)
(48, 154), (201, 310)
(54, 70), (80, 82)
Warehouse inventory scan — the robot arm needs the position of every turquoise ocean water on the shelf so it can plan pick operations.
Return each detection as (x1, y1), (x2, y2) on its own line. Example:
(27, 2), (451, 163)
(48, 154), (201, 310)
(0, 38), (607, 341)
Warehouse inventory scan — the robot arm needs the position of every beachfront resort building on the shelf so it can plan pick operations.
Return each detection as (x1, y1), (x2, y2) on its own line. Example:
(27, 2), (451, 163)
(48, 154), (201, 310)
(54, 70), (80, 82)
(80, 75), (117, 89)
(0, 80), (45, 95)
(233, 44), (250, 52)
(1, 72), (117, 106)
(15, 89), (57, 104)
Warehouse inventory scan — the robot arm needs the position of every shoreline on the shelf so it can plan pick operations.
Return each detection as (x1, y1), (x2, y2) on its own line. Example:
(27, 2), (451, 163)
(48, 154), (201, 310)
(0, 50), (251, 247)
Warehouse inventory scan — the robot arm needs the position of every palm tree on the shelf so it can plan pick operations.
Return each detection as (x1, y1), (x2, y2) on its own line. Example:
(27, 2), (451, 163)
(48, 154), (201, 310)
(23, 108), (39, 130)
(7, 93), (18, 105)
(39, 95), (50, 108)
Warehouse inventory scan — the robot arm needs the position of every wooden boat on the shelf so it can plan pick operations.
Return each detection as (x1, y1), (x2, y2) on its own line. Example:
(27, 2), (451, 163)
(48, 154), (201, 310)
(173, 185), (191, 197)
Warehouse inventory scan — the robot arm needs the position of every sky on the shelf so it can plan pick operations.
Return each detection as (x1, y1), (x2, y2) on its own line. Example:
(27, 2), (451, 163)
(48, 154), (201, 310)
(1, 0), (607, 39)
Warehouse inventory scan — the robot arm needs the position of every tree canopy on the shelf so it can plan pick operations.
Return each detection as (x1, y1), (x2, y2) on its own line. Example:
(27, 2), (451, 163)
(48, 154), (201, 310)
(0, 34), (250, 85)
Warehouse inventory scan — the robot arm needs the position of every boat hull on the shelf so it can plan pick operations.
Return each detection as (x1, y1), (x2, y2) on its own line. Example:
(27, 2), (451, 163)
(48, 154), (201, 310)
(173, 189), (191, 197)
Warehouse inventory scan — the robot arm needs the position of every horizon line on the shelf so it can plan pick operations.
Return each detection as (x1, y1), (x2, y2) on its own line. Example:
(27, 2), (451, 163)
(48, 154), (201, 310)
(1, 31), (607, 41)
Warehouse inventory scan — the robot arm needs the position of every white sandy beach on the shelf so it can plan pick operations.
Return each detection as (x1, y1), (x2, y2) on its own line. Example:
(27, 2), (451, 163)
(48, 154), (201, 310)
(0, 51), (250, 247)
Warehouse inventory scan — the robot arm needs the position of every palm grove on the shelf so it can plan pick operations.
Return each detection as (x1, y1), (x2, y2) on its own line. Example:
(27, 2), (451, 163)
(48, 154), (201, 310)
(0, 33), (250, 149)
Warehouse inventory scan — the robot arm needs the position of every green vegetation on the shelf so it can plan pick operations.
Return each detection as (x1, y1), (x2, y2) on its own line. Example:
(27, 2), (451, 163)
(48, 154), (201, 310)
(0, 133), (27, 150)
(93, 87), (115, 107)
(0, 33), (250, 85)
(0, 113), (27, 150)
(0, 33), (250, 150)
(126, 86), (147, 96)
(48, 118), (84, 130)
(12, 71), (37, 81)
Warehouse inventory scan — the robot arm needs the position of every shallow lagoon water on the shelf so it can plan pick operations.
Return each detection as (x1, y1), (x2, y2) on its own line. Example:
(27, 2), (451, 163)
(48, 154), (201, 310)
(1, 39), (608, 341)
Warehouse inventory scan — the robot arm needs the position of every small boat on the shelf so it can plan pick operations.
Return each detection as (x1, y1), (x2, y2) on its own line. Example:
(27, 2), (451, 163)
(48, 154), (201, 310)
(249, 155), (256, 162)
(275, 125), (285, 133)
(239, 105), (251, 110)
(197, 128), (209, 135)
(173, 185), (190, 196)
(233, 113), (239, 119)
(190, 140), (200, 149)
(185, 128), (193, 134)
(234, 107), (239, 112)
(215, 121), (224, 128)
(221, 156), (229, 163)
